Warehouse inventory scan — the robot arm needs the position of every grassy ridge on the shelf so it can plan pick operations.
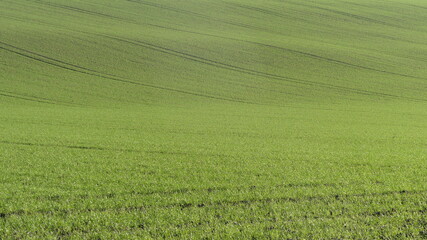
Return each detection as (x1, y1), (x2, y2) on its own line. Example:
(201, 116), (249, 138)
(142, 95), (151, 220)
(1, 0), (427, 106)
(1, 0), (427, 238)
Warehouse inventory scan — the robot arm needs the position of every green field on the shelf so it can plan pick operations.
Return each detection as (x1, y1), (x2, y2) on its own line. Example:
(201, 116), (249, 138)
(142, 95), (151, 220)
(1, 0), (427, 238)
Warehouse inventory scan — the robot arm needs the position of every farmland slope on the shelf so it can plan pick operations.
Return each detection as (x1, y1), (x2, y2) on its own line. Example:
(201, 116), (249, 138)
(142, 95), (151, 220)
(1, 0), (427, 239)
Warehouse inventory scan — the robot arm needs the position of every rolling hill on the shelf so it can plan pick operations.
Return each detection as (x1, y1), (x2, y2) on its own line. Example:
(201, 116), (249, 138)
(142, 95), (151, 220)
(1, 0), (427, 238)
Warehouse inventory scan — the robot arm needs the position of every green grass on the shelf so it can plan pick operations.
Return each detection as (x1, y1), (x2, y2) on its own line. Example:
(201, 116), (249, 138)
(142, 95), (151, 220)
(1, 0), (427, 239)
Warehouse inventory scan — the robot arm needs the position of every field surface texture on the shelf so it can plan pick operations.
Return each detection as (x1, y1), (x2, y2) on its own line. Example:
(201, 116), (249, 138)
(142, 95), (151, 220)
(1, 0), (427, 239)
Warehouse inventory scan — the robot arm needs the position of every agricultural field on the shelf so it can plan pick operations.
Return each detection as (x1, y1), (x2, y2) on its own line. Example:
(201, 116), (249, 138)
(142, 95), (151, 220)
(1, 0), (427, 239)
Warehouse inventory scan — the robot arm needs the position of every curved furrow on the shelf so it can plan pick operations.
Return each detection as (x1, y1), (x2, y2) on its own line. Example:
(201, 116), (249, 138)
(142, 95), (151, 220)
(0, 41), (122, 78)
(0, 90), (78, 106)
(219, 4), (427, 77)
(139, 22), (427, 82)
(126, 0), (269, 32)
(23, 0), (127, 22)
(0, 92), (57, 105)
(100, 34), (427, 102)
(287, 0), (404, 28)
(3, 34), (426, 104)
(0, 44), (258, 105)
(224, 1), (328, 26)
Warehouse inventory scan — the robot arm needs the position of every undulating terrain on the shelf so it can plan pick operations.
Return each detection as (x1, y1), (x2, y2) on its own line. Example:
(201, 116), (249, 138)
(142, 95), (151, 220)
(1, 0), (427, 238)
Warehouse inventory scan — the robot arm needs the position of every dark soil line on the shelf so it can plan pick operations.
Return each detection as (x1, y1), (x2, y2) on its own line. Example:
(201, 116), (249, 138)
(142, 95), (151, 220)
(0, 140), (141, 153)
(287, 0), (403, 28)
(0, 90), (81, 106)
(0, 140), (236, 158)
(8, 182), (338, 203)
(0, 41), (121, 78)
(172, 189), (427, 209)
(0, 92), (58, 105)
(2, 189), (425, 218)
